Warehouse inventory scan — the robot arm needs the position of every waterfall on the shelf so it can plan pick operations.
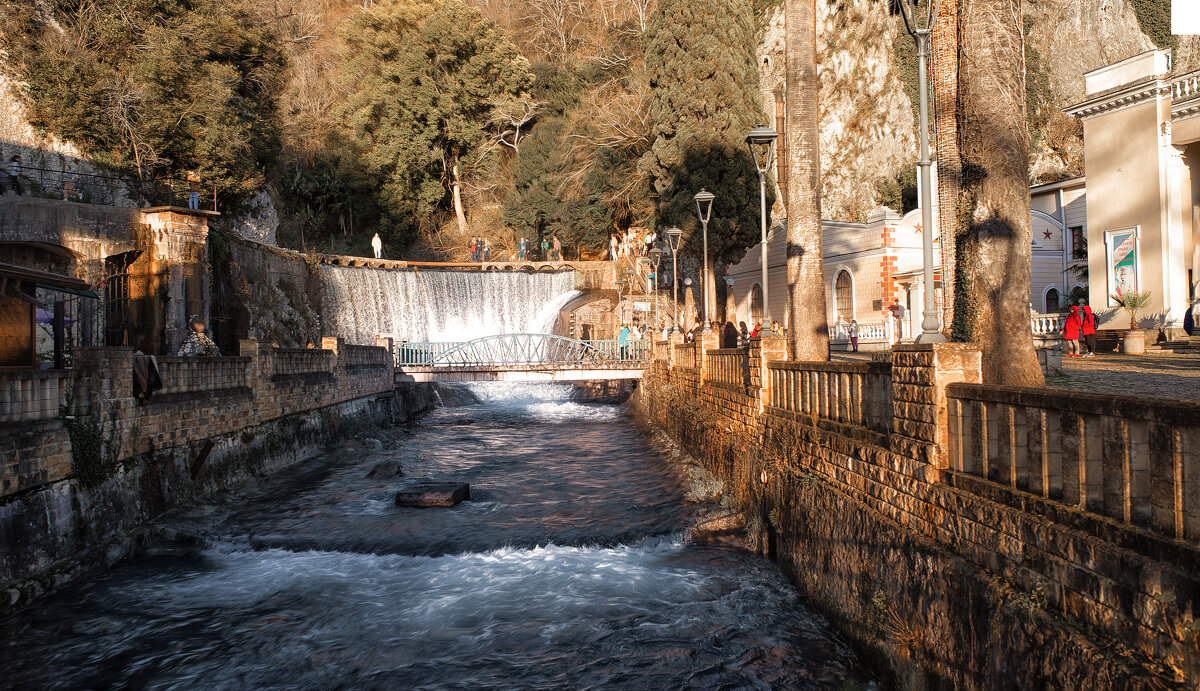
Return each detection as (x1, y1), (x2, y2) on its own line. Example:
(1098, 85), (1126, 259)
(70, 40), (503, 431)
(319, 265), (580, 343)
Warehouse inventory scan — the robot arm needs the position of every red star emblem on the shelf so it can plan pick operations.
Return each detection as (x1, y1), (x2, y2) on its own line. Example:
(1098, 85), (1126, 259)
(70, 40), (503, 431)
(914, 223), (922, 234)
(1043, 229), (1053, 239)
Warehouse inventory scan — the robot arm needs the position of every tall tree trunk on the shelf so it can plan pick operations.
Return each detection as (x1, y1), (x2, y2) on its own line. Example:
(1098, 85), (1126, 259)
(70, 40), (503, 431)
(784, 0), (828, 360)
(955, 0), (1044, 386)
(451, 159), (469, 235)
(933, 0), (959, 332)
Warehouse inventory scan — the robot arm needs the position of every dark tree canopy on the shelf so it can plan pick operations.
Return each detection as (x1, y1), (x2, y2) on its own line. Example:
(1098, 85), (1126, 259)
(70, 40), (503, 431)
(639, 0), (772, 264)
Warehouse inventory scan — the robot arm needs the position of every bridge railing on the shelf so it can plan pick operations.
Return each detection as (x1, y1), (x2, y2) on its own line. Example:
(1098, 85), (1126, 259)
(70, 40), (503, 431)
(766, 360), (893, 433)
(393, 334), (651, 367)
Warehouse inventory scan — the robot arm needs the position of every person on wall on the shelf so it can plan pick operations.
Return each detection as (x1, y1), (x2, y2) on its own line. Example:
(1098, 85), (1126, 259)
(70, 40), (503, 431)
(186, 171), (201, 210)
(371, 233), (383, 259)
(177, 315), (221, 357)
(7, 154), (21, 196)
(739, 321), (750, 348)
(1062, 305), (1081, 357)
(722, 321), (739, 348)
(1080, 300), (1097, 357)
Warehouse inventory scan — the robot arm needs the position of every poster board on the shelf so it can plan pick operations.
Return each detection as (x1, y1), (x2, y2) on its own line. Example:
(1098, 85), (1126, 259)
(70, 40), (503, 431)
(1105, 227), (1139, 306)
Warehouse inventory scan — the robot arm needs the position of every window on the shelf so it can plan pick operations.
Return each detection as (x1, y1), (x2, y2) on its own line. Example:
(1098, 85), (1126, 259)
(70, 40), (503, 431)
(835, 270), (853, 322)
(103, 253), (134, 347)
(1045, 288), (1060, 314)
(1069, 226), (1086, 260)
(749, 284), (763, 322)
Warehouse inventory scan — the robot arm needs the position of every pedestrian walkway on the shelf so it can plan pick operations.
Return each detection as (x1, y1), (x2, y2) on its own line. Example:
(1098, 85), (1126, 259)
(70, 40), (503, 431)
(830, 350), (1200, 401)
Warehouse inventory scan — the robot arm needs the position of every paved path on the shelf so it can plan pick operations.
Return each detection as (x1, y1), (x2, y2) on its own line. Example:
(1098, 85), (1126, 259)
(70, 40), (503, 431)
(831, 350), (1200, 402)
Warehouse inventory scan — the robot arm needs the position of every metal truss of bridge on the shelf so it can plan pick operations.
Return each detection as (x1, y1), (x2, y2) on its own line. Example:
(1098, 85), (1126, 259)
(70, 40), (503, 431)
(394, 333), (650, 382)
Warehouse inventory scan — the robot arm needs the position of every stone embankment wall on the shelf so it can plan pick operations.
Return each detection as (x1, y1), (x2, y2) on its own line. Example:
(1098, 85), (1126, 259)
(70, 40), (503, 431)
(0, 341), (438, 613)
(635, 333), (1200, 688)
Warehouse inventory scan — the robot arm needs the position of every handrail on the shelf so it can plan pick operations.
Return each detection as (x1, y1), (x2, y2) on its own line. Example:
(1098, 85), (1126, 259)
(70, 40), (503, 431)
(394, 333), (652, 367)
(3, 165), (218, 211)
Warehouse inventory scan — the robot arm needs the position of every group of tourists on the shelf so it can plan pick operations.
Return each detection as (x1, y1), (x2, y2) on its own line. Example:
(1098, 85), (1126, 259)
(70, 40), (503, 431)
(1060, 301), (1098, 357)
(468, 237), (492, 262)
(609, 229), (656, 261)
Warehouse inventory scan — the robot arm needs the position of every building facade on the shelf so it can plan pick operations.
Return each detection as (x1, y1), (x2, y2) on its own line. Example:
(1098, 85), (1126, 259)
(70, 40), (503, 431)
(1066, 50), (1200, 337)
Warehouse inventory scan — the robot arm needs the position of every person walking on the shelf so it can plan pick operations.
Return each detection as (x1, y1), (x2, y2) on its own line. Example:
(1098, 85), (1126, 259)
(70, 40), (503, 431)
(610, 234), (619, 261)
(552, 235), (562, 261)
(849, 319), (860, 352)
(1081, 302), (1097, 357)
(1062, 305), (1082, 357)
(371, 233), (382, 259)
(8, 155), (21, 196)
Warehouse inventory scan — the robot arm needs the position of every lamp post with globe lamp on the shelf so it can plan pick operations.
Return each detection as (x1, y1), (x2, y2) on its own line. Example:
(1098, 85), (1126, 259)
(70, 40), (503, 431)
(745, 125), (778, 333)
(665, 226), (683, 333)
(693, 188), (715, 333)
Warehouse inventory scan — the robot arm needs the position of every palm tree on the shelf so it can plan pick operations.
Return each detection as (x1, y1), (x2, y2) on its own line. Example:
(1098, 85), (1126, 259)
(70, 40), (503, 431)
(784, 0), (828, 361)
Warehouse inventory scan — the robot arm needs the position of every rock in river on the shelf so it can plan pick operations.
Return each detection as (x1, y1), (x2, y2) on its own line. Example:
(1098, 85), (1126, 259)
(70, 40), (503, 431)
(395, 482), (470, 507)
(366, 460), (404, 479)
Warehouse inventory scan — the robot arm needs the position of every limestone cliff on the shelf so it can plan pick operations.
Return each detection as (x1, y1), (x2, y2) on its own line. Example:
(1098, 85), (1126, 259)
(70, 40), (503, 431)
(766, 0), (1173, 220)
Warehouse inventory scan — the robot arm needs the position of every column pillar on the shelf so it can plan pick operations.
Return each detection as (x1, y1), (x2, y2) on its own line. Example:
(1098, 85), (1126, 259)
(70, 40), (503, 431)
(890, 343), (982, 473)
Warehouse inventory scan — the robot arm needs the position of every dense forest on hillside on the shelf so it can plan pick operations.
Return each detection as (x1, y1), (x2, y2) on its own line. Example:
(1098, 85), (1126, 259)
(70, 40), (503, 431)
(0, 0), (1185, 260)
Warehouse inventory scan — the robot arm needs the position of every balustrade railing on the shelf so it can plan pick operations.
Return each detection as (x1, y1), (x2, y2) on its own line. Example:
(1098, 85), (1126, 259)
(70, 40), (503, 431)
(0, 370), (66, 423)
(947, 384), (1200, 543)
(766, 360), (893, 433)
(830, 321), (889, 342)
(674, 343), (698, 370)
(1030, 313), (1064, 337)
(273, 348), (335, 377)
(344, 344), (390, 369)
(156, 356), (251, 395)
(1173, 71), (1200, 101)
(395, 335), (650, 367)
(705, 348), (749, 390)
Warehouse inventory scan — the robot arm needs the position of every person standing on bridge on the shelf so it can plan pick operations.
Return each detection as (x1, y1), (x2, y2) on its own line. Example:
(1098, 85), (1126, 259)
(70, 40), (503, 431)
(482, 238), (491, 262)
(371, 233), (382, 259)
(551, 235), (562, 261)
(618, 325), (631, 359)
(519, 237), (528, 261)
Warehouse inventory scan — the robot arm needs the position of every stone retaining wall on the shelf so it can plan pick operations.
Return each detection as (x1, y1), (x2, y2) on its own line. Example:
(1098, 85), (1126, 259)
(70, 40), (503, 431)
(634, 338), (1199, 688)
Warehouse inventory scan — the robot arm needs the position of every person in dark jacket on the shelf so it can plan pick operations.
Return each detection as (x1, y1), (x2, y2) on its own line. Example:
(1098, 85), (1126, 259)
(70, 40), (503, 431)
(721, 321), (738, 348)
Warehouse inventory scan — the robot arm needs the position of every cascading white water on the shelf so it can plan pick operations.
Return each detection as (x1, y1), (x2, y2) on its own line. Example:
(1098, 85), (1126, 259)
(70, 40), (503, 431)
(319, 265), (579, 343)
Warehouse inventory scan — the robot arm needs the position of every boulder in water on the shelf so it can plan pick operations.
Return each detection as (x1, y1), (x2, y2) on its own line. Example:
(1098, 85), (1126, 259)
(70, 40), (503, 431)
(395, 482), (470, 507)
(366, 460), (404, 479)
(364, 438), (384, 451)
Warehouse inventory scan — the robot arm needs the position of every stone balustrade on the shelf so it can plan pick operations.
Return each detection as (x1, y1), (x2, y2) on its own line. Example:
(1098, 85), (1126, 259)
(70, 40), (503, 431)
(704, 348), (749, 390)
(273, 347), (335, 378)
(829, 320), (888, 343)
(947, 383), (1200, 542)
(0, 370), (66, 423)
(673, 342), (697, 370)
(1030, 312), (1064, 336)
(155, 356), (252, 395)
(765, 360), (893, 433)
(343, 344), (391, 369)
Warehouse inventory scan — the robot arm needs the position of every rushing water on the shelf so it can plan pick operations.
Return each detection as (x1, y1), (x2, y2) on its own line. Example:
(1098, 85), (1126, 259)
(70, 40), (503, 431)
(319, 266), (579, 344)
(0, 384), (870, 689)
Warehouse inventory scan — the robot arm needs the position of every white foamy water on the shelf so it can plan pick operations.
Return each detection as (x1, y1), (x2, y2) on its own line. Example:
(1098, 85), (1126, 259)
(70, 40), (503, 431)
(464, 382), (619, 422)
(319, 265), (579, 344)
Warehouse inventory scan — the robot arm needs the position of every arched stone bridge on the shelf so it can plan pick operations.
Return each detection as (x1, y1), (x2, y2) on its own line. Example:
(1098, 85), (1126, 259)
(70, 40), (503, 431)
(393, 333), (650, 382)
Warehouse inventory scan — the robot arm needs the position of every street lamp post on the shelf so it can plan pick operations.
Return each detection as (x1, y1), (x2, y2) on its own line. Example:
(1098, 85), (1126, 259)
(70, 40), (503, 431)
(650, 247), (663, 333)
(897, 0), (946, 343)
(746, 125), (778, 333)
(693, 188), (715, 332)
(623, 269), (635, 325)
(614, 278), (626, 331)
(665, 227), (683, 332)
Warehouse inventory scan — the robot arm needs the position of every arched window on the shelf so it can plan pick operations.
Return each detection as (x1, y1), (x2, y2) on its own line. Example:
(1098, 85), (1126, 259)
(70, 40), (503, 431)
(749, 284), (763, 322)
(1045, 288), (1060, 314)
(835, 270), (853, 322)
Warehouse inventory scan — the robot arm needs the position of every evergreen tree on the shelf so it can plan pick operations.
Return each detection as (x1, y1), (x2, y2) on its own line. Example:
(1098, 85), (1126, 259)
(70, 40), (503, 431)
(639, 0), (771, 270)
(339, 0), (536, 239)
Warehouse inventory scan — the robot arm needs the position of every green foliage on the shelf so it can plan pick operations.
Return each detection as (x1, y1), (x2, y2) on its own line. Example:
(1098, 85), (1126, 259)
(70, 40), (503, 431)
(62, 398), (124, 490)
(1023, 16), (1053, 148)
(640, 0), (772, 263)
(0, 0), (285, 201)
(875, 163), (918, 213)
(337, 0), (536, 244)
(1130, 0), (1176, 54)
(1108, 289), (1152, 329)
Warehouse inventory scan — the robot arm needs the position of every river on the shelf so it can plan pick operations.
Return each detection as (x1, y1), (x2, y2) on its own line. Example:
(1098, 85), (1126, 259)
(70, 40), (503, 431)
(0, 383), (871, 689)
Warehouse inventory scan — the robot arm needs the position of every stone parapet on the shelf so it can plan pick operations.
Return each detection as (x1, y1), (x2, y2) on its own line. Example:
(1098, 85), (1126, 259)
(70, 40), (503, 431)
(890, 343), (981, 468)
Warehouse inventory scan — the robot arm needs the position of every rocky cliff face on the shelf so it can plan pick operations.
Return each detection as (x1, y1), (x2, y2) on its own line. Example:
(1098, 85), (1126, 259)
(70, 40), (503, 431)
(764, 0), (1172, 221)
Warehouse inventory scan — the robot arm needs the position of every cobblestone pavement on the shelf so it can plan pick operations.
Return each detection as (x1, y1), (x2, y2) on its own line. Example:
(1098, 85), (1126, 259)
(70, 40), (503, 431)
(830, 349), (1200, 401)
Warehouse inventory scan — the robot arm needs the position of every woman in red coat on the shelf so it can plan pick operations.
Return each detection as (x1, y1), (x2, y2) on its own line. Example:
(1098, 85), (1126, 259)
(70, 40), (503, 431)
(1080, 303), (1097, 357)
(1062, 305), (1082, 357)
